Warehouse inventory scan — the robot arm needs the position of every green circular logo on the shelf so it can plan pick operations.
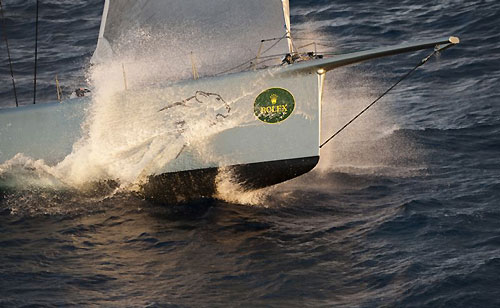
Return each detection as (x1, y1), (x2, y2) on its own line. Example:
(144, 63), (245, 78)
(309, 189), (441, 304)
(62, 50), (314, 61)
(254, 88), (295, 124)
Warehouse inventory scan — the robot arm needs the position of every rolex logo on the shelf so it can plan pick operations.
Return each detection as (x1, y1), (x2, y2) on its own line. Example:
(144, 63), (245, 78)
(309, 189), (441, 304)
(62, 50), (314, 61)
(254, 88), (295, 124)
(270, 94), (278, 104)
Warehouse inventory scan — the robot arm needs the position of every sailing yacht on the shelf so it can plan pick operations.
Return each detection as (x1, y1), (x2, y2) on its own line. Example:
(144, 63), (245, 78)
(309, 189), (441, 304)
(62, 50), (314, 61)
(0, 0), (458, 203)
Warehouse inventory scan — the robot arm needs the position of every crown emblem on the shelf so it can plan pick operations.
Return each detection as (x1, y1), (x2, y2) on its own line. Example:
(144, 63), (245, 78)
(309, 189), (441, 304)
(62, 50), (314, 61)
(270, 94), (278, 104)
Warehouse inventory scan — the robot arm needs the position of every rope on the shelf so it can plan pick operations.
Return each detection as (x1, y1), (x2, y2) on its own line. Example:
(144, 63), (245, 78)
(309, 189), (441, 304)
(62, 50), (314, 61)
(214, 35), (353, 76)
(216, 49), (362, 76)
(33, 0), (39, 104)
(293, 37), (340, 42)
(259, 33), (288, 57)
(319, 48), (440, 148)
(215, 33), (288, 75)
(214, 36), (358, 76)
(0, 0), (18, 107)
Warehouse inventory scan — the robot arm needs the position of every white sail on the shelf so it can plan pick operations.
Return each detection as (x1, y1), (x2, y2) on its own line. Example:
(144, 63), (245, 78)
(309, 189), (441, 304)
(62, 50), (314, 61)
(92, 0), (293, 71)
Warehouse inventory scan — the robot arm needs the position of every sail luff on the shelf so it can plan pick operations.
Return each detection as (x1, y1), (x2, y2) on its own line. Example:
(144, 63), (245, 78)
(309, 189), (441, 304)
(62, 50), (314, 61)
(98, 0), (109, 40)
(91, 0), (111, 64)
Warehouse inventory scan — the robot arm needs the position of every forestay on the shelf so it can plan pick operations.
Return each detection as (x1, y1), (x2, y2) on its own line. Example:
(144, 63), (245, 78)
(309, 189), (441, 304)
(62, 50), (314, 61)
(92, 0), (292, 69)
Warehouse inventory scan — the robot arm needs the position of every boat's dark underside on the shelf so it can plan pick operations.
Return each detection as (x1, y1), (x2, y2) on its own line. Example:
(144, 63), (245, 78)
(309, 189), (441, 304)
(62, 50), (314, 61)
(140, 156), (319, 204)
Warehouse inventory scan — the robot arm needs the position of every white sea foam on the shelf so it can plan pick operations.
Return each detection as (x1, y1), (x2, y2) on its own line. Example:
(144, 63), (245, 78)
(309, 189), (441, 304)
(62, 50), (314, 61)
(314, 64), (425, 178)
(0, 153), (65, 189)
(1, 26), (250, 193)
(53, 64), (238, 189)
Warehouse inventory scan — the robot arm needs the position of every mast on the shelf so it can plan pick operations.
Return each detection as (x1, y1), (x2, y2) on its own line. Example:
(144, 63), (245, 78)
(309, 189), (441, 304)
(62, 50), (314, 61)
(281, 0), (293, 54)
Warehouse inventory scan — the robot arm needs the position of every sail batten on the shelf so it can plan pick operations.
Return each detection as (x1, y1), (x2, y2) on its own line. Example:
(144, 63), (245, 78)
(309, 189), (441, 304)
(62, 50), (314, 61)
(92, 0), (292, 68)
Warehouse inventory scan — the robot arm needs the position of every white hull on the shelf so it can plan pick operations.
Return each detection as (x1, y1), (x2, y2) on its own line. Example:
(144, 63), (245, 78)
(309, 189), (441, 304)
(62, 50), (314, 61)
(0, 66), (323, 171)
(0, 37), (458, 202)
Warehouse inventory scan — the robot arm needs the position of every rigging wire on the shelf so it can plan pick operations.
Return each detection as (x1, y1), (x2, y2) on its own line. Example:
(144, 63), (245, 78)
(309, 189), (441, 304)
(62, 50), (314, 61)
(33, 0), (39, 104)
(319, 48), (441, 148)
(259, 33), (288, 58)
(293, 37), (341, 42)
(215, 33), (287, 76)
(214, 36), (349, 76)
(0, 0), (18, 107)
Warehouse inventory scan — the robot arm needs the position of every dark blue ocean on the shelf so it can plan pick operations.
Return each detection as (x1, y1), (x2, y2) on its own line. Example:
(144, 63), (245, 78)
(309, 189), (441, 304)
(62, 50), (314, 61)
(1, 0), (499, 306)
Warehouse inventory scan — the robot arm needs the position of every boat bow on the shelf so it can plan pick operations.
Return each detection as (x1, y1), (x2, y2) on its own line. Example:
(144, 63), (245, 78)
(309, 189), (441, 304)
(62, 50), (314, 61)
(280, 36), (460, 75)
